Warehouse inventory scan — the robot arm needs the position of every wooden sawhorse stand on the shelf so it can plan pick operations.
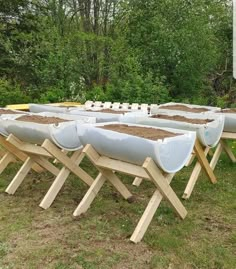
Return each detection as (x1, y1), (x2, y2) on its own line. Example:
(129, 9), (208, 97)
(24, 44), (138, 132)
(183, 133), (236, 199)
(209, 132), (236, 166)
(4, 135), (94, 209)
(0, 134), (43, 175)
(133, 139), (217, 200)
(73, 144), (187, 243)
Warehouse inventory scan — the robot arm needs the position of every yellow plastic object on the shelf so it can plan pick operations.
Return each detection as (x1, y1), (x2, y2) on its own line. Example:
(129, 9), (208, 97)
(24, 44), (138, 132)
(6, 104), (29, 111)
(48, 102), (82, 107)
(6, 102), (82, 111)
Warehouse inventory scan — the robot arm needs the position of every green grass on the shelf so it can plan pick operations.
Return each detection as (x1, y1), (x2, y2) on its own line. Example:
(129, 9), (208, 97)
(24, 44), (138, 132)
(0, 150), (235, 269)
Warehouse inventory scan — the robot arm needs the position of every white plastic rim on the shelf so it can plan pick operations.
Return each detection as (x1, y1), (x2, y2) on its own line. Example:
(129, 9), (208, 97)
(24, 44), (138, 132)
(0, 114), (27, 136)
(1, 113), (96, 151)
(121, 112), (224, 147)
(152, 102), (221, 114)
(216, 110), (236, 132)
(29, 103), (147, 123)
(77, 122), (196, 173)
(29, 103), (84, 114)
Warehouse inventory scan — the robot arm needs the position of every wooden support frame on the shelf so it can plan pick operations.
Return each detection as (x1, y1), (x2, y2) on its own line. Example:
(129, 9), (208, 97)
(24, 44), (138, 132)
(182, 133), (236, 199)
(0, 134), (44, 175)
(131, 138), (218, 200)
(182, 139), (217, 199)
(73, 144), (187, 243)
(4, 135), (94, 210)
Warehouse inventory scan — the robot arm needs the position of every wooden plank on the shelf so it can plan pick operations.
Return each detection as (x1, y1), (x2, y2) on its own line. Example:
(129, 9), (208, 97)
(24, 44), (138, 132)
(28, 154), (59, 176)
(73, 173), (106, 216)
(210, 142), (224, 170)
(39, 150), (85, 209)
(221, 132), (236, 139)
(0, 152), (15, 175)
(42, 140), (93, 186)
(1, 135), (44, 173)
(84, 145), (133, 200)
(132, 177), (143, 186)
(143, 158), (187, 219)
(221, 140), (236, 162)
(194, 139), (217, 184)
(130, 173), (175, 243)
(185, 152), (196, 167)
(96, 156), (149, 179)
(182, 147), (210, 199)
(5, 157), (34, 194)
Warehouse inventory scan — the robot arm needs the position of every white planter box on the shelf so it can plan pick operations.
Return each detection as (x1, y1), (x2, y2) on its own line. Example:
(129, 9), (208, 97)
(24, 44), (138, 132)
(1, 113), (96, 151)
(152, 102), (220, 114)
(77, 122), (196, 173)
(29, 103), (146, 123)
(216, 110), (236, 132)
(121, 112), (224, 147)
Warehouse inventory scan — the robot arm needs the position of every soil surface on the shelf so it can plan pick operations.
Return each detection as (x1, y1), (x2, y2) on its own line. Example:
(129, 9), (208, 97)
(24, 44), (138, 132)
(151, 114), (213, 124)
(220, 108), (236, 114)
(87, 109), (129, 114)
(99, 124), (180, 140)
(159, 104), (210, 113)
(16, 115), (71, 124)
(0, 109), (23, 114)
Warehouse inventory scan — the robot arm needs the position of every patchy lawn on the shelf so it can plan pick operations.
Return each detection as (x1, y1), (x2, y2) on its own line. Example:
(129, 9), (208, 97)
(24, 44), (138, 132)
(0, 149), (235, 269)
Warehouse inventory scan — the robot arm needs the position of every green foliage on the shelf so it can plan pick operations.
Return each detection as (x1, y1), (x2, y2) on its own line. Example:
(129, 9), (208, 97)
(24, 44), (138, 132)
(0, 79), (30, 106)
(0, 0), (233, 105)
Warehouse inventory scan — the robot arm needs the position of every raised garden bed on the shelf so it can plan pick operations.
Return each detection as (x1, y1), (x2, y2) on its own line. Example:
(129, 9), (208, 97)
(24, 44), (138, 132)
(77, 122), (196, 173)
(1, 113), (96, 150)
(121, 112), (224, 147)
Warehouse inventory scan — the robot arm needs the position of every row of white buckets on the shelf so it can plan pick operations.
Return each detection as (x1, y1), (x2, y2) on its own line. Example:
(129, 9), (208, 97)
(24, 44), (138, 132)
(0, 102), (232, 174)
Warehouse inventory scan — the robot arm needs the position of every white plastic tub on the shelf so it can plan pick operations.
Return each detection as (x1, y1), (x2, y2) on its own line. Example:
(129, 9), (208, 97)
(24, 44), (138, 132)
(29, 103), (85, 113)
(29, 103), (146, 123)
(1, 113), (96, 151)
(77, 122), (196, 173)
(0, 110), (28, 136)
(152, 102), (220, 114)
(216, 109), (236, 132)
(121, 112), (224, 147)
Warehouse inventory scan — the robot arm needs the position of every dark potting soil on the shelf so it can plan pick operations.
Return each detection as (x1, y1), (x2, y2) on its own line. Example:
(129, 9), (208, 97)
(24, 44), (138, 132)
(159, 104), (210, 113)
(99, 124), (181, 141)
(151, 114), (213, 124)
(0, 109), (23, 114)
(16, 115), (71, 124)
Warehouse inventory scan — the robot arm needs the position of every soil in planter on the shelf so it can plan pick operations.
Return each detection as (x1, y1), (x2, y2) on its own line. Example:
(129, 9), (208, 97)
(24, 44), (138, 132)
(0, 109), (23, 115)
(16, 115), (71, 124)
(159, 104), (210, 113)
(99, 124), (181, 141)
(151, 114), (213, 124)
(220, 108), (236, 114)
(86, 109), (129, 114)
